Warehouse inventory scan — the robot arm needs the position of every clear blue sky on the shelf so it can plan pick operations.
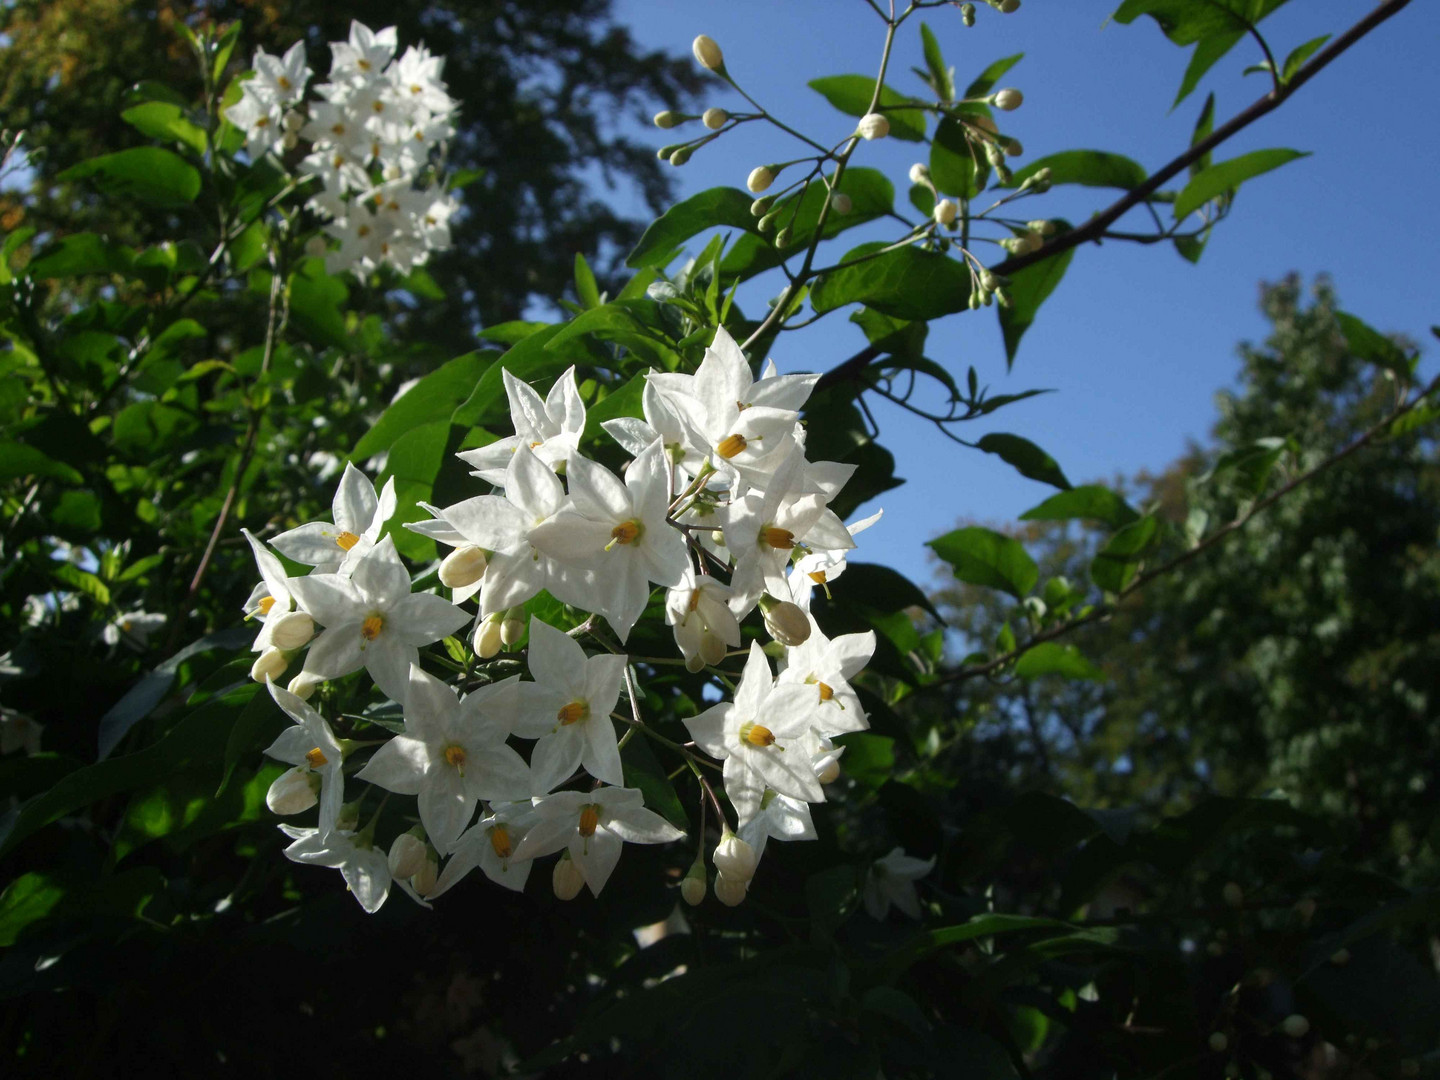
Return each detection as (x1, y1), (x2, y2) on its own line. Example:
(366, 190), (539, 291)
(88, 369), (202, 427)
(608, 0), (1440, 588)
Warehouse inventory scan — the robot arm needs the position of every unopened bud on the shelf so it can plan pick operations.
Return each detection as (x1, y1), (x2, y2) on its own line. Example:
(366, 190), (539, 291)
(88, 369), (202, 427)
(1280, 1015), (1310, 1039)
(1027, 218), (1057, 236)
(669, 146), (693, 166)
(713, 831), (758, 882)
(553, 851), (585, 900)
(702, 107), (728, 130)
(961, 3), (976, 25)
(304, 235), (329, 259)
(831, 192), (852, 214)
(996, 0), (1021, 13)
(500, 607), (525, 646)
(774, 226), (791, 249)
(653, 110), (682, 129)
(411, 853), (438, 897)
(474, 612), (504, 658)
(750, 195), (775, 216)
(856, 113), (889, 140)
(266, 767), (320, 815)
(1222, 882), (1244, 908)
(439, 545), (488, 589)
(692, 34), (725, 72)
(714, 872), (748, 907)
(994, 286), (1011, 308)
(281, 131), (298, 151)
(656, 143), (681, 161)
(817, 757), (841, 784)
(388, 831), (428, 878)
(933, 198), (958, 227)
(760, 597), (810, 646)
(270, 611), (315, 650)
(250, 647), (288, 684)
(283, 109), (305, 133)
(747, 164), (777, 193)
(758, 209), (781, 233)
(980, 269), (1004, 291)
(287, 671), (324, 700)
(1005, 138), (1024, 157)
(682, 856), (707, 905)
(1208, 1032), (1228, 1053)
(908, 162), (932, 186)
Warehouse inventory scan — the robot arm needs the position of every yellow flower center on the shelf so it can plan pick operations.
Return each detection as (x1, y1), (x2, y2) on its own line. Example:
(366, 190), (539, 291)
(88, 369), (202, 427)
(807, 569), (827, 584)
(557, 701), (589, 726)
(278, 76), (292, 90)
(361, 614), (384, 641)
(255, 117), (270, 129)
(578, 804), (600, 838)
(716, 433), (747, 459)
(336, 530), (361, 550)
(331, 123), (346, 136)
(358, 59), (372, 71)
(609, 519), (643, 546)
(763, 526), (795, 550)
(257, 595), (277, 615)
(305, 747), (328, 769)
(818, 682), (835, 702)
(489, 825), (512, 860)
(742, 723), (776, 748)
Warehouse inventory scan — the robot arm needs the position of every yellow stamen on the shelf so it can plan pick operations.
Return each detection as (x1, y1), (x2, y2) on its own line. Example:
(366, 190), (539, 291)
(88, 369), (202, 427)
(818, 682), (834, 702)
(557, 701), (589, 726)
(716, 433), (747, 459)
(411, 84), (423, 95)
(278, 76), (292, 90)
(361, 614), (384, 641)
(335, 530), (361, 550)
(332, 154), (345, 168)
(578, 805), (600, 838)
(444, 745), (467, 769)
(372, 99), (385, 113)
(358, 59), (372, 71)
(610, 520), (642, 546)
(687, 590), (702, 613)
(258, 595), (277, 615)
(331, 123), (346, 136)
(807, 569), (827, 585)
(763, 526), (796, 550)
(743, 723), (776, 748)
(489, 825), (512, 860)
(305, 747), (328, 769)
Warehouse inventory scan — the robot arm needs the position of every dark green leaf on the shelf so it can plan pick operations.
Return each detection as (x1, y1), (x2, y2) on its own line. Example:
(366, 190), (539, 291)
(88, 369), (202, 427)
(1336, 311), (1414, 380)
(963, 53), (1024, 99)
(284, 260), (350, 348)
(119, 102), (207, 155)
(837, 562), (943, 620)
(583, 372), (646, 443)
(625, 187), (758, 269)
(25, 234), (135, 279)
(811, 244), (970, 321)
(1174, 148), (1309, 220)
(1203, 435), (1290, 494)
(808, 75), (927, 142)
(976, 433), (1071, 490)
(998, 236), (1076, 368)
(930, 115), (985, 199)
(621, 731), (688, 832)
(59, 147), (201, 207)
(1174, 29), (1242, 105)
(1007, 150), (1147, 191)
(1090, 515), (1161, 592)
(929, 526), (1038, 598)
(352, 351), (494, 460)
(919, 23), (954, 101)
(1014, 643), (1105, 681)
(1020, 485), (1139, 528)
(1282, 34), (1330, 82)
(0, 442), (83, 484)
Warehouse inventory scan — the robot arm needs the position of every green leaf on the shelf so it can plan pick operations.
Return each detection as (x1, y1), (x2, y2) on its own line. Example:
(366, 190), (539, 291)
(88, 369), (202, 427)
(919, 23), (954, 101)
(838, 562), (943, 621)
(583, 372), (647, 443)
(0, 441), (83, 484)
(1282, 33), (1329, 82)
(621, 734), (688, 832)
(1336, 311), (1414, 380)
(1111, 0), (1293, 103)
(929, 526), (1038, 598)
(834, 732), (896, 791)
(998, 237), (1076, 368)
(25, 233), (135, 279)
(59, 147), (201, 207)
(1007, 150), (1147, 191)
(811, 244), (971, 321)
(625, 187), (758, 269)
(930, 115), (986, 199)
(1020, 485), (1139, 528)
(1014, 643), (1105, 681)
(1174, 29), (1242, 105)
(50, 562), (111, 607)
(573, 252), (600, 309)
(1090, 515), (1161, 592)
(808, 75), (927, 142)
(1174, 148), (1309, 220)
(285, 260), (350, 348)
(119, 102), (207, 155)
(976, 433), (1071, 490)
(963, 53), (1024, 99)
(0, 873), (67, 947)
(352, 351), (495, 460)
(1203, 435), (1290, 494)
(384, 419), (452, 561)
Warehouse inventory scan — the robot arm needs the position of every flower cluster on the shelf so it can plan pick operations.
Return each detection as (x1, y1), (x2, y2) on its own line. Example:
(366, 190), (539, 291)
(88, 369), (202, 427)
(240, 327), (888, 912)
(225, 21), (459, 278)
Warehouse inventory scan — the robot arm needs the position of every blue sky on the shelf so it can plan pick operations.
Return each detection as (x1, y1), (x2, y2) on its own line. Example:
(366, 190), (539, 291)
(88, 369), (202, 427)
(608, 0), (1440, 587)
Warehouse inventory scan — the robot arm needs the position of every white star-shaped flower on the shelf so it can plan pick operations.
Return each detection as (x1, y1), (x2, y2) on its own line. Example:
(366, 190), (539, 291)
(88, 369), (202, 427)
(279, 824), (391, 914)
(429, 801), (539, 896)
(788, 509), (883, 609)
(664, 568), (741, 671)
(269, 463), (397, 576)
(776, 616), (875, 736)
(862, 847), (935, 920)
(251, 41), (311, 104)
(457, 367), (586, 485)
(737, 789), (817, 870)
(263, 678), (345, 836)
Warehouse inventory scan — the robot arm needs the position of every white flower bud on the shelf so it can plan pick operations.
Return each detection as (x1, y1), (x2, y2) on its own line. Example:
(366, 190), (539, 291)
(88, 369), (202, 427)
(999, 0), (1021, 12)
(831, 192), (852, 215)
(761, 599), (811, 647)
(908, 162), (932, 186)
(553, 852), (586, 900)
(287, 671), (324, 701)
(250, 647), (288, 684)
(439, 545), (487, 589)
(682, 857), (707, 905)
(269, 611), (315, 650)
(474, 613), (504, 658)
(1280, 1015), (1310, 1039)
(993, 88), (1024, 111)
(713, 831), (758, 882)
(702, 107), (728, 130)
(1027, 219), (1057, 236)
(747, 165), (776, 193)
(266, 767), (319, 815)
(500, 607), (525, 646)
(668, 146), (692, 166)
(933, 198), (958, 227)
(304, 235), (328, 260)
(856, 113), (889, 140)
(692, 35), (724, 72)
(388, 832), (428, 879)
(653, 110), (681, 129)
(1005, 137), (1024, 157)
(1208, 1032), (1228, 1053)
(280, 131), (298, 151)
(817, 757), (841, 784)
(283, 109), (305, 133)
(1222, 881), (1244, 908)
(714, 872), (748, 907)
(411, 855), (438, 897)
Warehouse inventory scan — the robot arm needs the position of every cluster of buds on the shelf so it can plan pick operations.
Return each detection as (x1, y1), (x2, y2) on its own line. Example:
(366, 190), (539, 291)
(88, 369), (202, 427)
(240, 326), (881, 912)
(225, 21), (460, 278)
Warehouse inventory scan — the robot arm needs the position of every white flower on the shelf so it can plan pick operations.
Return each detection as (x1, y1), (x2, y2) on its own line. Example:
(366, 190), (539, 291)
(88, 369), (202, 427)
(788, 509), (882, 609)
(457, 367), (586, 485)
(862, 847), (935, 920)
(683, 642), (825, 826)
(737, 789), (817, 867)
(225, 91), (283, 160)
(692, 34), (724, 72)
(328, 20), (399, 82)
(512, 786), (685, 898)
(429, 801), (540, 896)
(510, 617), (627, 793)
(777, 617), (875, 736)
(251, 42), (311, 104)
(269, 463), (397, 575)
(102, 611), (167, 649)
(664, 569), (741, 672)
(287, 536), (469, 703)
(0, 710), (42, 756)
(279, 824), (391, 914)
(713, 831), (758, 882)
(263, 678), (347, 835)
(354, 665), (531, 850)
(241, 529), (302, 652)
(857, 113), (890, 140)
(529, 440), (689, 641)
